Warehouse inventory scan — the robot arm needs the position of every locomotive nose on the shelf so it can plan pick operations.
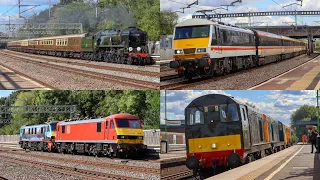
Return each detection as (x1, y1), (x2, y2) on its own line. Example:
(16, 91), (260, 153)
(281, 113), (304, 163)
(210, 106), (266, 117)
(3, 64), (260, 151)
(186, 156), (199, 170)
(227, 153), (241, 169)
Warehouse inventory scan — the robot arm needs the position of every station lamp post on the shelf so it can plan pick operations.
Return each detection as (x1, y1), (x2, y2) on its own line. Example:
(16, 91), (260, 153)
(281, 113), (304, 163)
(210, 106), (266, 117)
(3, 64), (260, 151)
(317, 90), (320, 153)
(164, 90), (168, 140)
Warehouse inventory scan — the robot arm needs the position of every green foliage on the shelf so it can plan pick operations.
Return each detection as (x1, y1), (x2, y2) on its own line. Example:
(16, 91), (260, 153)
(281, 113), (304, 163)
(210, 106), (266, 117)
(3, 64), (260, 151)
(22, 0), (160, 41)
(291, 105), (317, 141)
(0, 90), (160, 135)
(291, 133), (299, 144)
(160, 10), (179, 36)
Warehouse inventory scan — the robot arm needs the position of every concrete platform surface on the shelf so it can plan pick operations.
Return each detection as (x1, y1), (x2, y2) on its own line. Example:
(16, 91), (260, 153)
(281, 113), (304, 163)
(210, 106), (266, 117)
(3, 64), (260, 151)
(251, 54), (320, 90)
(207, 145), (301, 180)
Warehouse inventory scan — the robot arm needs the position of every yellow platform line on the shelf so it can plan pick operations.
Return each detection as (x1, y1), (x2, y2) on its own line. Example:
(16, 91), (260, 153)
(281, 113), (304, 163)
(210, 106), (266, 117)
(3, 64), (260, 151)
(286, 66), (320, 90)
(315, 81), (320, 90)
(237, 147), (298, 180)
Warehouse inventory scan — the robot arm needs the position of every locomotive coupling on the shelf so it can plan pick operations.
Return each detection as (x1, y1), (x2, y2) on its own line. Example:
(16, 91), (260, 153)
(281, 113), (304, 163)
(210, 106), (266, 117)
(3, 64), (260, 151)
(186, 155), (199, 170)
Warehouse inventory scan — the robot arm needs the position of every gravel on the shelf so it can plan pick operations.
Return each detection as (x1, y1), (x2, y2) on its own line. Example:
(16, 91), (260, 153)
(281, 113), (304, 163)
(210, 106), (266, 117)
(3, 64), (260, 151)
(7, 50), (159, 73)
(0, 56), (140, 90)
(0, 157), (85, 180)
(27, 151), (160, 169)
(5, 53), (158, 82)
(181, 54), (318, 90)
(1, 153), (160, 180)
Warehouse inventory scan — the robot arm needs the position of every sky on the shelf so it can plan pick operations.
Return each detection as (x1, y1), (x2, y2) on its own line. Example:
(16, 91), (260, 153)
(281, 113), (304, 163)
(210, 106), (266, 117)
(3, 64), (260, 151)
(160, 0), (320, 26)
(0, 90), (13, 97)
(160, 90), (317, 126)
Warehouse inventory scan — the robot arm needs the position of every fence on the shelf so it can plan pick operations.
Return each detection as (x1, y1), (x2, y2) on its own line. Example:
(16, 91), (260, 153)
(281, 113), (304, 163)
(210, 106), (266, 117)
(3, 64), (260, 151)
(160, 132), (185, 144)
(0, 129), (160, 146)
(160, 36), (174, 61)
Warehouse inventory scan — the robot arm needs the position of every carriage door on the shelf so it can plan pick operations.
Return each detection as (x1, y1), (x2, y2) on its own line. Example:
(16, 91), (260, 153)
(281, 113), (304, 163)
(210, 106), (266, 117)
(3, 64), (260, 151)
(240, 105), (251, 149)
(105, 119), (110, 140)
(216, 27), (222, 54)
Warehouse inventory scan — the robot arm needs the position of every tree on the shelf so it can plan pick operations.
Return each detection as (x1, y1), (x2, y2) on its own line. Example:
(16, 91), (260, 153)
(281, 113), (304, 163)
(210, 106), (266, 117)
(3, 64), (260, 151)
(160, 10), (179, 36)
(0, 90), (160, 134)
(290, 105), (317, 141)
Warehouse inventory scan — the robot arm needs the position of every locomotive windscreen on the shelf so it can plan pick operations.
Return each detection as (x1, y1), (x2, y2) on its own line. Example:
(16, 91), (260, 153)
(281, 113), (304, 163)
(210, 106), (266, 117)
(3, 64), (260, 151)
(186, 103), (239, 126)
(116, 119), (141, 128)
(174, 25), (210, 39)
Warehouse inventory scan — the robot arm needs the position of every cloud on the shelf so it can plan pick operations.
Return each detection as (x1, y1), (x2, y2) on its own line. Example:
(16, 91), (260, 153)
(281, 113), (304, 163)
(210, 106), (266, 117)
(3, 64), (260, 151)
(161, 90), (316, 126)
(161, 0), (320, 26)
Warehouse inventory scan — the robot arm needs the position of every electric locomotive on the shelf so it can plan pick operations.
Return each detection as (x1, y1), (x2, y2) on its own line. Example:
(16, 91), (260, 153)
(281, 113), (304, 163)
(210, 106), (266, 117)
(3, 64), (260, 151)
(19, 121), (57, 152)
(185, 94), (291, 177)
(170, 19), (307, 80)
(18, 113), (147, 159)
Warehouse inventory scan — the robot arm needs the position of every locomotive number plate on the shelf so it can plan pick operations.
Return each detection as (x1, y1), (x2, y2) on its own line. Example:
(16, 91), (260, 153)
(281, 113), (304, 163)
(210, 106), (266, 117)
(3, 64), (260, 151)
(215, 106), (219, 111)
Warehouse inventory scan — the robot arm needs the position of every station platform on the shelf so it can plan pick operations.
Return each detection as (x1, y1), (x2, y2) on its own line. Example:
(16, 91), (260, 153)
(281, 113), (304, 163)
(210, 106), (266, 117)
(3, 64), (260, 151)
(251, 54), (320, 90)
(208, 144), (319, 180)
(160, 150), (186, 162)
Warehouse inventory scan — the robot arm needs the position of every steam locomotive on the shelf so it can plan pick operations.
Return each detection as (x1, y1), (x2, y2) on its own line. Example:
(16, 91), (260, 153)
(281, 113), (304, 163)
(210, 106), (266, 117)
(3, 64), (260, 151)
(7, 27), (154, 65)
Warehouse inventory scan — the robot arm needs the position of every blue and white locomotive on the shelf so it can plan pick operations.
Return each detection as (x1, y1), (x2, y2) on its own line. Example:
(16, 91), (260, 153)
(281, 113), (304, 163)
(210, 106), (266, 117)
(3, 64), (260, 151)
(19, 122), (57, 151)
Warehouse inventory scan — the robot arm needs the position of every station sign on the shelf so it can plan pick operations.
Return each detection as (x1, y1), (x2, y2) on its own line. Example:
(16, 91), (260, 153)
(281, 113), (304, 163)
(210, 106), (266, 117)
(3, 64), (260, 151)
(166, 120), (182, 126)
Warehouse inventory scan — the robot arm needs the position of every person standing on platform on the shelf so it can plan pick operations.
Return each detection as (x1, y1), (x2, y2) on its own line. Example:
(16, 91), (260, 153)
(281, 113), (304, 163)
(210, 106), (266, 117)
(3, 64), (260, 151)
(302, 134), (306, 144)
(310, 126), (318, 153)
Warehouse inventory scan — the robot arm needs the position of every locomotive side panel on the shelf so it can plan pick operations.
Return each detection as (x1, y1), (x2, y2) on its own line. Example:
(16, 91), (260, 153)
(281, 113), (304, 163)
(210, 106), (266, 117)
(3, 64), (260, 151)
(247, 107), (265, 145)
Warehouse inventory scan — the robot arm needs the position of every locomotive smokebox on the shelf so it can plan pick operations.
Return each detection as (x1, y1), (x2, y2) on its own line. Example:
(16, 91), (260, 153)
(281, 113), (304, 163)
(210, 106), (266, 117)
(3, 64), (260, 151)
(186, 156), (199, 170)
(227, 153), (241, 169)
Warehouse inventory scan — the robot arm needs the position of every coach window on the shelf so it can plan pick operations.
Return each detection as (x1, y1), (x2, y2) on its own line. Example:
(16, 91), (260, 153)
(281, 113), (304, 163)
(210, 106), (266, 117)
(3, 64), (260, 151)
(41, 127), (43, 134)
(97, 122), (102, 132)
(106, 121), (108, 129)
(28, 128), (30, 134)
(62, 125), (65, 134)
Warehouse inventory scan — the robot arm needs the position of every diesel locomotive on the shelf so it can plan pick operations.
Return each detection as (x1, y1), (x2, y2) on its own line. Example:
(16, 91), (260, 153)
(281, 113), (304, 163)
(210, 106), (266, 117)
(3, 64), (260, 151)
(185, 94), (292, 177)
(19, 113), (147, 158)
(169, 19), (307, 80)
(7, 27), (153, 65)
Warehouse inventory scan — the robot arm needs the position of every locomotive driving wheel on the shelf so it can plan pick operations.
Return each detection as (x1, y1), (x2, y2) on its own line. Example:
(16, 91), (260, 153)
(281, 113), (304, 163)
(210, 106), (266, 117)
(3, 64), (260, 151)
(127, 56), (133, 65)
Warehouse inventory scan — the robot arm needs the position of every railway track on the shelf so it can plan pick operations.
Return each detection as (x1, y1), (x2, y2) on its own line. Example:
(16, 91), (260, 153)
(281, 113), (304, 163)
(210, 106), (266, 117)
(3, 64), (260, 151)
(160, 54), (319, 90)
(0, 154), (139, 180)
(0, 52), (159, 90)
(8, 151), (160, 176)
(5, 50), (160, 78)
(0, 151), (159, 180)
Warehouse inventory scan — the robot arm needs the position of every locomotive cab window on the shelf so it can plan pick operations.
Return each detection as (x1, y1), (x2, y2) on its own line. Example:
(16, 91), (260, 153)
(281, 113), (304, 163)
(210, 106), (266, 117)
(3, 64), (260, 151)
(186, 107), (204, 125)
(111, 120), (115, 129)
(220, 103), (239, 122)
(211, 26), (217, 45)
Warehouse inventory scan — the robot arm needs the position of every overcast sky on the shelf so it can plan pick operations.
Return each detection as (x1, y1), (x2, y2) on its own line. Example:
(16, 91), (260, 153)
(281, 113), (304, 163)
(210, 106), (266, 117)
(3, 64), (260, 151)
(160, 90), (317, 126)
(161, 0), (320, 26)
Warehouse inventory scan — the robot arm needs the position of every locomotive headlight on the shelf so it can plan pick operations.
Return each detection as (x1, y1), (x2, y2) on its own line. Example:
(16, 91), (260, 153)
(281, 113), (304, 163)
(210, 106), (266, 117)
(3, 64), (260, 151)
(137, 47), (141, 51)
(137, 136), (143, 140)
(174, 49), (183, 54)
(212, 143), (217, 149)
(129, 47), (133, 52)
(120, 135), (125, 139)
(197, 48), (206, 53)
